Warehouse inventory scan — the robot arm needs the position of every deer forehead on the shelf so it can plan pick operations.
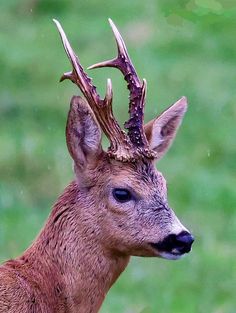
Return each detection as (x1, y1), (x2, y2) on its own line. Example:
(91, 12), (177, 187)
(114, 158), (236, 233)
(92, 158), (167, 196)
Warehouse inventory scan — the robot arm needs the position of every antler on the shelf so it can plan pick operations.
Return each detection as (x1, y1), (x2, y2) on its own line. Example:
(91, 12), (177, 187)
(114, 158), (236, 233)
(89, 19), (149, 150)
(53, 19), (156, 161)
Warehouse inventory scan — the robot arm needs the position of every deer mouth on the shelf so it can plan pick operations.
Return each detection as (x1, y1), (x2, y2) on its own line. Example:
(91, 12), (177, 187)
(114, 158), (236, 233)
(149, 243), (184, 260)
(155, 248), (184, 260)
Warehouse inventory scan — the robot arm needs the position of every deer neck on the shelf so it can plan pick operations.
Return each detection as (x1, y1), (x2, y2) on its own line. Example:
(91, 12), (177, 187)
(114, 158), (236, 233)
(26, 181), (130, 313)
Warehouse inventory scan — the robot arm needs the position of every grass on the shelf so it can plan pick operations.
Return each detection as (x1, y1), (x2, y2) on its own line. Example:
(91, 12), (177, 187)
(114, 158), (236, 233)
(0, 0), (236, 312)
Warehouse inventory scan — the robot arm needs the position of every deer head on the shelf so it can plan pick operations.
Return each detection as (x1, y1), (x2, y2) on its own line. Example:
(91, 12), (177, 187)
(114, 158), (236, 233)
(53, 19), (194, 260)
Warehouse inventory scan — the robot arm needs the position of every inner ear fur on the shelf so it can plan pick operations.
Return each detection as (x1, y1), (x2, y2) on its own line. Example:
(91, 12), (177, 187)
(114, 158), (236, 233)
(66, 96), (103, 169)
(144, 96), (188, 161)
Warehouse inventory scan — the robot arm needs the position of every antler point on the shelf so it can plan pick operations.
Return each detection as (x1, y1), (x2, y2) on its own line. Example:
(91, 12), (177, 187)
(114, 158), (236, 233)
(108, 18), (115, 28)
(53, 19), (63, 32)
(88, 59), (117, 70)
(104, 78), (113, 105)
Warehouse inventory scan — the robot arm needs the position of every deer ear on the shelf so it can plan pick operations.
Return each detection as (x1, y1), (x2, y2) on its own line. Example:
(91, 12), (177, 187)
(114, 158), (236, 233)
(66, 96), (102, 169)
(144, 97), (187, 161)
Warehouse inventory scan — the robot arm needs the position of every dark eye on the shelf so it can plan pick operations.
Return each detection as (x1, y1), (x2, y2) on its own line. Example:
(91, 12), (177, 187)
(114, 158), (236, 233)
(112, 188), (133, 203)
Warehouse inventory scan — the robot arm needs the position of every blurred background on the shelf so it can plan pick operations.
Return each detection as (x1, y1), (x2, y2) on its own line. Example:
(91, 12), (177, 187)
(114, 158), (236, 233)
(0, 1), (235, 312)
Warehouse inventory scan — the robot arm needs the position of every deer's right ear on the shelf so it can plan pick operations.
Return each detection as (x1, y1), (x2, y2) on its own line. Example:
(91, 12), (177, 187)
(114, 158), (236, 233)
(66, 96), (102, 169)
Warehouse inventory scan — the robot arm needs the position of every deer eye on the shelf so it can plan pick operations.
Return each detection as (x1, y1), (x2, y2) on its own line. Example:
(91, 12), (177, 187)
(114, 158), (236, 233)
(112, 188), (133, 203)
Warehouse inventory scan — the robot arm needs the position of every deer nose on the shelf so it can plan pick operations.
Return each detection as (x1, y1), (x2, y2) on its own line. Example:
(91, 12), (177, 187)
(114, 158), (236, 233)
(172, 231), (194, 254)
(152, 231), (194, 255)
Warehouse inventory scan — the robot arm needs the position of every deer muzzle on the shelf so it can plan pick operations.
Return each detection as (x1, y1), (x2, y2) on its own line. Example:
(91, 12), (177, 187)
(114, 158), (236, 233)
(150, 231), (194, 260)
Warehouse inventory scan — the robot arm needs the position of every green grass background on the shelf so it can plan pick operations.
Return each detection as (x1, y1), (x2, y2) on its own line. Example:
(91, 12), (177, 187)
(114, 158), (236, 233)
(0, 1), (236, 312)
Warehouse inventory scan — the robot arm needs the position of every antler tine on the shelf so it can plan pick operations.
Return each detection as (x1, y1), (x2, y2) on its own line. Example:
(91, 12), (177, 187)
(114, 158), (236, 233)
(88, 19), (150, 152)
(53, 19), (136, 161)
(53, 19), (101, 104)
(88, 19), (139, 85)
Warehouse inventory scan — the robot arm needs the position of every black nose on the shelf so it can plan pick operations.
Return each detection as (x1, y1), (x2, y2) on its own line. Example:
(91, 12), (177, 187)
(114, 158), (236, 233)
(173, 231), (195, 253)
(152, 231), (194, 254)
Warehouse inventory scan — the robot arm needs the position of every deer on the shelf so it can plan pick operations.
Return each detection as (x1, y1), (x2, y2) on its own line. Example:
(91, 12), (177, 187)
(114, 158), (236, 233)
(0, 19), (194, 313)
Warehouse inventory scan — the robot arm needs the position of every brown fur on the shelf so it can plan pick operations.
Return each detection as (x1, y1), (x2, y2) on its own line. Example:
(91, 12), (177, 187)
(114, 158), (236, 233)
(0, 96), (190, 312)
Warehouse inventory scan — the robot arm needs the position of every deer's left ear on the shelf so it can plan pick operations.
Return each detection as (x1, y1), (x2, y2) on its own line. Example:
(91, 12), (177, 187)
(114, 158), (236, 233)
(144, 97), (187, 161)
